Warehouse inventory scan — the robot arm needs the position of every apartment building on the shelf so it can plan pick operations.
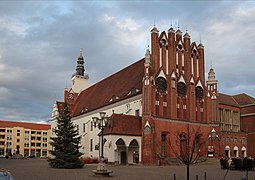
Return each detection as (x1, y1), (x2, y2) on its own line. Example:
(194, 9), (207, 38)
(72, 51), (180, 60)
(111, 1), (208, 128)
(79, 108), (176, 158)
(0, 120), (51, 158)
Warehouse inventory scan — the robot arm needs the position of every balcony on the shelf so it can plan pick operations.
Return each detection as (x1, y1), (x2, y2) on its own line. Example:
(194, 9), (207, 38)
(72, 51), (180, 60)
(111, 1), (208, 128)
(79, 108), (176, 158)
(0, 136), (5, 142)
(0, 129), (5, 135)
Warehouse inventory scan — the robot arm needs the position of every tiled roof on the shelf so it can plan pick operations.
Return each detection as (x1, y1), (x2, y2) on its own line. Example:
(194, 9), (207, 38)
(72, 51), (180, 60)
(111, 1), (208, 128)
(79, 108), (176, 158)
(232, 93), (255, 106)
(219, 93), (255, 107)
(72, 58), (144, 117)
(102, 114), (142, 136)
(218, 93), (239, 107)
(0, 120), (50, 130)
(56, 101), (64, 116)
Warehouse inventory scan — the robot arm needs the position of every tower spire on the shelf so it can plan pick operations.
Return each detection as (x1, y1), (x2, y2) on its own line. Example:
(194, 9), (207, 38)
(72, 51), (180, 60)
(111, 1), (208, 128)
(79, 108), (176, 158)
(76, 48), (85, 76)
(208, 65), (216, 81)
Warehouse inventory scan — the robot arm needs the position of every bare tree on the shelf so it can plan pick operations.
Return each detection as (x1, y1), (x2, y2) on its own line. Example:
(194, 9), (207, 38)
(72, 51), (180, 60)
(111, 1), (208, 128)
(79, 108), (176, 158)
(169, 125), (204, 180)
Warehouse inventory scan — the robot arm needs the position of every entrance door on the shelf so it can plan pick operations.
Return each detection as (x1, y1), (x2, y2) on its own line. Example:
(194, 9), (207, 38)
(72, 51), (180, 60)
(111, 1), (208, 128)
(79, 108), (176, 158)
(225, 150), (229, 157)
(133, 154), (139, 163)
(121, 151), (127, 165)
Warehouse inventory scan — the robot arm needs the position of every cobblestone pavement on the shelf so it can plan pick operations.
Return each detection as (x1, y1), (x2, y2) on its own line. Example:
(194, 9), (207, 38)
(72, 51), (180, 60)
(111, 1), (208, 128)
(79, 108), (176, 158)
(1, 158), (255, 180)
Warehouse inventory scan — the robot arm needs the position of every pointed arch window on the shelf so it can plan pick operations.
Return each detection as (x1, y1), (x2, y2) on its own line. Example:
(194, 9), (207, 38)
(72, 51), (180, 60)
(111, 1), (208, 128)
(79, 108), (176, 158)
(161, 133), (167, 157)
(156, 77), (167, 93)
(177, 82), (186, 96)
(195, 86), (204, 99)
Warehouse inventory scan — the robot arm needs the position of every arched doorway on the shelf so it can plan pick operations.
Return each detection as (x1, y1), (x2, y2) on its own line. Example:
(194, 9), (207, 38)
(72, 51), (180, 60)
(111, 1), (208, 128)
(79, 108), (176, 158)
(241, 146), (246, 157)
(233, 146), (239, 157)
(116, 138), (126, 165)
(128, 139), (139, 164)
(225, 146), (230, 158)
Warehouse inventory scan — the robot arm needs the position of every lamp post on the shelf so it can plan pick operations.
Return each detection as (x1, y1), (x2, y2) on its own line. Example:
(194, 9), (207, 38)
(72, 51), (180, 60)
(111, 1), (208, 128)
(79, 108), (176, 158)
(5, 143), (8, 159)
(92, 112), (112, 176)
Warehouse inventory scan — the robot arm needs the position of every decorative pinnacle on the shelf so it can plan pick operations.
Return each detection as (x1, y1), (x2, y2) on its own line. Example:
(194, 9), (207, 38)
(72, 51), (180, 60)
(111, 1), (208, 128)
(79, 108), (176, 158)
(80, 48), (83, 56)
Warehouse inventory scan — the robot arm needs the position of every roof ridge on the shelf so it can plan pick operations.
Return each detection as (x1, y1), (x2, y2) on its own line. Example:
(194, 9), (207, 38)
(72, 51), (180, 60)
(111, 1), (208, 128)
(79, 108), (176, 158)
(72, 58), (145, 117)
(74, 58), (144, 103)
(84, 58), (144, 92)
(232, 93), (255, 106)
(0, 120), (49, 125)
(231, 95), (240, 106)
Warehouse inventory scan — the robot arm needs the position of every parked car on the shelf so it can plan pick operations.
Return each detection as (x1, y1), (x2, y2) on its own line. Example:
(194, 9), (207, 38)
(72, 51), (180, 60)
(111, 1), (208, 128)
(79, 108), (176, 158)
(0, 168), (15, 180)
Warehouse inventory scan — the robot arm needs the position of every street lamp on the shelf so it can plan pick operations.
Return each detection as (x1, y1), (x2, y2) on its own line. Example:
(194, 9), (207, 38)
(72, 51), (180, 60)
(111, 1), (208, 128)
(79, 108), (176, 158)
(92, 112), (112, 177)
(5, 143), (9, 159)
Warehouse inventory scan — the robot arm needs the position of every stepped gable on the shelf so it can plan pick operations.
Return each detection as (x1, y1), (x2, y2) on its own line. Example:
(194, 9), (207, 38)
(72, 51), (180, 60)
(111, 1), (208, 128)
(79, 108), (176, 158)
(102, 114), (142, 136)
(72, 58), (145, 117)
(0, 120), (50, 130)
(218, 93), (240, 107)
(232, 93), (255, 106)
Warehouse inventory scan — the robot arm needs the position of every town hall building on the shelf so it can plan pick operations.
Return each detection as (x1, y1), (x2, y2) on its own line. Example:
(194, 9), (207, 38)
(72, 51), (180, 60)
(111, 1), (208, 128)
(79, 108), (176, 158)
(51, 26), (255, 165)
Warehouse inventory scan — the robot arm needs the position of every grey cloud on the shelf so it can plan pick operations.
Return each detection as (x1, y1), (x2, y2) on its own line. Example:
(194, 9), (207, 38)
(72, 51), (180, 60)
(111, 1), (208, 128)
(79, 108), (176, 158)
(0, 1), (254, 122)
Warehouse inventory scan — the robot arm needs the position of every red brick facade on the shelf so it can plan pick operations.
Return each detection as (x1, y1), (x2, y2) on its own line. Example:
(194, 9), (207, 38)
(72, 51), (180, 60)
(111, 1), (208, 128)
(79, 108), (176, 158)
(141, 26), (250, 164)
(57, 26), (255, 165)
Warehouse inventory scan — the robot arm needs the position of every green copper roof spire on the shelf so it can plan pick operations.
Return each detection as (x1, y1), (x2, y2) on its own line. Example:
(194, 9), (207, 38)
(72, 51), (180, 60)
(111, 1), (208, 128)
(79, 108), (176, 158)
(76, 48), (85, 76)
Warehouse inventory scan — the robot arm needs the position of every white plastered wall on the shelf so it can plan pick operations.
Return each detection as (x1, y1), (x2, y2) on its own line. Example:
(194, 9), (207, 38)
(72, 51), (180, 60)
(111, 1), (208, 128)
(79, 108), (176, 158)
(67, 94), (142, 160)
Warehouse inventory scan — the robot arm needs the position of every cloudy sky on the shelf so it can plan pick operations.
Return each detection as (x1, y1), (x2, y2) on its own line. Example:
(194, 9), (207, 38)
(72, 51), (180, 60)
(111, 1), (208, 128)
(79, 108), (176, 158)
(0, 1), (255, 123)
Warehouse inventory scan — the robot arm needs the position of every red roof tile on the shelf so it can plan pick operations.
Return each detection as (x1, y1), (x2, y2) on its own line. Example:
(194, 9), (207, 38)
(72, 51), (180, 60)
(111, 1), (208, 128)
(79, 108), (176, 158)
(219, 93), (255, 107)
(56, 101), (64, 116)
(0, 120), (50, 130)
(232, 93), (255, 106)
(219, 93), (239, 107)
(72, 58), (144, 117)
(102, 114), (142, 136)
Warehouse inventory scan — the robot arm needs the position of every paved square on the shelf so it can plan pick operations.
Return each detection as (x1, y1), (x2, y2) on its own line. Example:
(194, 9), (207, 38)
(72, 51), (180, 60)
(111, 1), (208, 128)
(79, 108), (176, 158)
(0, 158), (255, 180)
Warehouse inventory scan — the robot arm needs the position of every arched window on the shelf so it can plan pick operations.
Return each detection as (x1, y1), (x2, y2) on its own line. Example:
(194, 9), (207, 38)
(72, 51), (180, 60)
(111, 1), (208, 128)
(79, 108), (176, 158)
(161, 133), (168, 157)
(177, 82), (186, 96)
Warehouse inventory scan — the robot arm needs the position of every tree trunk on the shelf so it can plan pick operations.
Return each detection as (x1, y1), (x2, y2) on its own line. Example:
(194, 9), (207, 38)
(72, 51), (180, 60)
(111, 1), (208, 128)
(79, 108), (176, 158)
(186, 164), (190, 180)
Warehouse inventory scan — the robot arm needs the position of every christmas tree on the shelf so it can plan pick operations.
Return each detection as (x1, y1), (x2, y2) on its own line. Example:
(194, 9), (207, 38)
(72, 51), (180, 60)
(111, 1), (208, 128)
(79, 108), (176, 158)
(48, 103), (84, 168)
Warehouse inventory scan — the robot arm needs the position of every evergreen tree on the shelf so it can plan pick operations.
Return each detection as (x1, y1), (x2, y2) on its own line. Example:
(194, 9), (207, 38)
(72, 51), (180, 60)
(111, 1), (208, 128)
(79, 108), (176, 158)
(48, 103), (84, 168)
